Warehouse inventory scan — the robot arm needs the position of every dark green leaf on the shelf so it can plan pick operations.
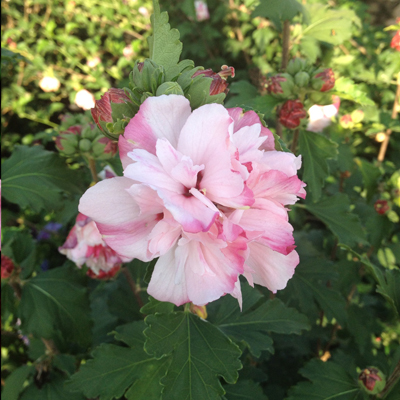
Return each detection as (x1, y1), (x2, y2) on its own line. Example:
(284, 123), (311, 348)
(299, 130), (338, 202)
(1, 282), (17, 322)
(225, 81), (259, 109)
(224, 380), (268, 400)
(144, 312), (242, 400)
(140, 296), (175, 315)
(2, 146), (80, 212)
(354, 158), (382, 202)
(148, 0), (182, 80)
(114, 320), (147, 348)
(287, 359), (361, 400)
(305, 194), (367, 247)
(68, 344), (166, 400)
(376, 268), (400, 317)
(2, 365), (35, 400)
(53, 354), (77, 376)
(252, 0), (308, 31)
(19, 266), (92, 346)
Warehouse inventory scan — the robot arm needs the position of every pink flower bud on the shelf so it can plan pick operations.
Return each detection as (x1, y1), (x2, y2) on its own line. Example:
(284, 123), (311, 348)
(391, 31), (400, 51)
(1, 255), (15, 279)
(192, 65), (235, 95)
(39, 76), (60, 92)
(55, 125), (82, 151)
(374, 200), (390, 215)
(75, 89), (95, 110)
(279, 100), (307, 129)
(312, 68), (335, 92)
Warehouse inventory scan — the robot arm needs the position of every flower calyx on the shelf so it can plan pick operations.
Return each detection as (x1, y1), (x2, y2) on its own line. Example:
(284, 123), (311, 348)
(358, 367), (386, 394)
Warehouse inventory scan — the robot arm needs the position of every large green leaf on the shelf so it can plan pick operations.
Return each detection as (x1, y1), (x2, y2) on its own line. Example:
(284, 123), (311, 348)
(285, 259), (348, 325)
(252, 0), (308, 31)
(286, 359), (361, 400)
(334, 77), (374, 106)
(1, 145), (80, 212)
(2, 365), (35, 400)
(148, 0), (182, 80)
(19, 266), (92, 346)
(302, 4), (359, 45)
(305, 194), (367, 247)
(68, 344), (168, 400)
(224, 380), (268, 400)
(354, 158), (382, 203)
(299, 130), (338, 202)
(144, 312), (242, 400)
(209, 285), (310, 357)
(376, 268), (400, 318)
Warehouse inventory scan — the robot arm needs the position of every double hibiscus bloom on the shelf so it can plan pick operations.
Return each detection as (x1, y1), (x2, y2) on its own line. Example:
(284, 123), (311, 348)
(79, 95), (306, 306)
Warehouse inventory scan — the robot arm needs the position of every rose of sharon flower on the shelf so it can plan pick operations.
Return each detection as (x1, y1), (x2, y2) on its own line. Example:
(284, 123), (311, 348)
(59, 213), (128, 279)
(194, 0), (210, 21)
(39, 76), (61, 92)
(75, 89), (95, 110)
(307, 96), (340, 133)
(79, 95), (305, 306)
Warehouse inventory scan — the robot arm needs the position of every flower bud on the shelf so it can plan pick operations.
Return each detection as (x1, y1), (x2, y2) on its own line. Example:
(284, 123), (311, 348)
(129, 59), (166, 94)
(358, 367), (386, 394)
(79, 138), (92, 152)
(1, 255), (15, 279)
(55, 125), (81, 155)
(91, 88), (138, 140)
(156, 82), (185, 96)
(267, 73), (294, 98)
(340, 114), (353, 129)
(294, 71), (310, 88)
(190, 303), (208, 319)
(279, 100), (307, 129)
(351, 109), (364, 123)
(287, 58), (309, 76)
(192, 65), (235, 96)
(391, 31), (400, 51)
(311, 68), (335, 92)
(374, 200), (390, 215)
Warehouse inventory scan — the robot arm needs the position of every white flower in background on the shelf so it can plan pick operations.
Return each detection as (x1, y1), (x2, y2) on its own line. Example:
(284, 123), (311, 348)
(195, 0), (210, 21)
(123, 45), (134, 59)
(307, 96), (340, 133)
(39, 76), (60, 92)
(87, 56), (101, 68)
(138, 6), (149, 17)
(74, 89), (95, 110)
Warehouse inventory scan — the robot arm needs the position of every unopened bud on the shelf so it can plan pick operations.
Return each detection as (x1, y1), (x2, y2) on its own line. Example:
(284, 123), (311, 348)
(351, 109), (364, 123)
(189, 303), (208, 319)
(358, 367), (386, 394)
(1, 255), (15, 279)
(287, 58), (309, 76)
(267, 73), (294, 98)
(311, 68), (335, 92)
(79, 138), (92, 152)
(129, 59), (166, 94)
(340, 114), (353, 129)
(374, 200), (390, 215)
(55, 126), (81, 155)
(192, 65), (235, 96)
(279, 100), (307, 129)
(294, 71), (310, 87)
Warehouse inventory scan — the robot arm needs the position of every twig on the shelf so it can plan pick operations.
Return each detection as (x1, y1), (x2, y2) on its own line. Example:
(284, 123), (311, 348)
(281, 20), (291, 70)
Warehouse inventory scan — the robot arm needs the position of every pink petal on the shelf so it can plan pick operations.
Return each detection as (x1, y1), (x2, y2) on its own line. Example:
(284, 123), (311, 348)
(148, 220), (181, 256)
(231, 123), (265, 163)
(121, 95), (192, 156)
(125, 184), (164, 216)
(245, 242), (299, 292)
(258, 152), (302, 177)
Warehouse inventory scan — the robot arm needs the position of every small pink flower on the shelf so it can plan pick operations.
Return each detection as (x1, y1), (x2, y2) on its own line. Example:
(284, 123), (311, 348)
(59, 213), (129, 278)
(75, 89), (95, 110)
(87, 56), (101, 68)
(307, 96), (340, 132)
(39, 76), (60, 92)
(195, 0), (210, 21)
(79, 95), (305, 306)
(391, 31), (400, 51)
(123, 45), (134, 59)
(138, 6), (149, 17)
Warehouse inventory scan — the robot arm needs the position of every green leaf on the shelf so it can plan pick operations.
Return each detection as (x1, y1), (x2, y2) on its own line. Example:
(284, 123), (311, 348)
(285, 259), (348, 325)
(21, 375), (85, 400)
(354, 158), (382, 203)
(1, 282), (17, 322)
(68, 344), (167, 400)
(334, 77), (375, 106)
(2, 146), (80, 212)
(114, 320), (147, 348)
(376, 268), (400, 317)
(225, 81), (259, 109)
(209, 285), (310, 357)
(144, 312), (242, 400)
(299, 130), (338, 202)
(140, 296), (175, 315)
(224, 380), (268, 400)
(148, 0), (182, 80)
(302, 4), (359, 45)
(252, 0), (308, 31)
(2, 365), (35, 400)
(286, 359), (361, 400)
(305, 194), (367, 247)
(19, 266), (92, 347)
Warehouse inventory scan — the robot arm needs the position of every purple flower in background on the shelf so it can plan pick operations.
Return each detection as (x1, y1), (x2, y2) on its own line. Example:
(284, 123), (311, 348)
(37, 222), (63, 241)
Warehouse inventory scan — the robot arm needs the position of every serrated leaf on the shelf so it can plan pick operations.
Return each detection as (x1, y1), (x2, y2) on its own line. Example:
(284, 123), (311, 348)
(68, 344), (167, 400)
(144, 312), (242, 400)
(334, 77), (375, 106)
(224, 380), (268, 400)
(2, 365), (35, 400)
(114, 320), (146, 348)
(252, 0), (308, 31)
(299, 130), (338, 202)
(2, 146), (80, 212)
(224, 81), (259, 109)
(286, 359), (361, 400)
(376, 268), (400, 317)
(285, 259), (348, 325)
(148, 0), (182, 80)
(140, 296), (175, 315)
(354, 158), (382, 203)
(305, 193), (367, 247)
(21, 375), (85, 400)
(210, 285), (310, 357)
(19, 266), (92, 347)
(302, 4), (358, 45)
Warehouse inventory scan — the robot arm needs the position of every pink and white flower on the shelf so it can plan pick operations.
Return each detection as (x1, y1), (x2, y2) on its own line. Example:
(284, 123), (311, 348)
(39, 76), (60, 92)
(79, 95), (305, 305)
(307, 96), (340, 133)
(195, 0), (210, 21)
(59, 213), (129, 279)
(74, 89), (95, 110)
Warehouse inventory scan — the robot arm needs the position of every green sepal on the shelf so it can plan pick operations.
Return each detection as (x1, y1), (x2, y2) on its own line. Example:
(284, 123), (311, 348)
(129, 59), (166, 94)
(104, 120), (128, 140)
(110, 97), (138, 121)
(79, 138), (92, 152)
(156, 82), (184, 96)
(295, 71), (310, 87)
(287, 58), (310, 76)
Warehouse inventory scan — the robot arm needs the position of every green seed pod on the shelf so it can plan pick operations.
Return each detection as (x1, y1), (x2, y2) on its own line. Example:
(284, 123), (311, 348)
(358, 367), (386, 395)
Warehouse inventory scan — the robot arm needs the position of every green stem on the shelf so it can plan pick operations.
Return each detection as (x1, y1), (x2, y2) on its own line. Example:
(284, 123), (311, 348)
(88, 157), (99, 183)
(19, 112), (58, 128)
